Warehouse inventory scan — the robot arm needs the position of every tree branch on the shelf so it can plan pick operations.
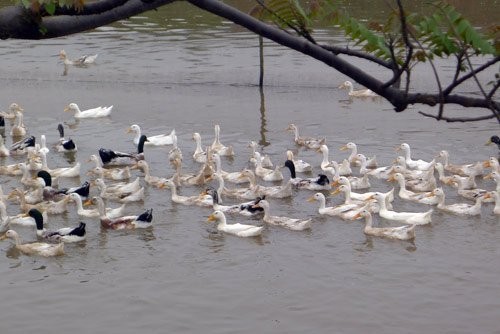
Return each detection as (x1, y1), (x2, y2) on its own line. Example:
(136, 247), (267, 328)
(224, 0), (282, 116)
(418, 111), (496, 122)
(0, 0), (177, 40)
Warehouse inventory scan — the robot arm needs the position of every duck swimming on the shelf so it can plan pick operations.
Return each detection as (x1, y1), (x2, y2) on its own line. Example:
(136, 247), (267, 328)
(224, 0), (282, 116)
(207, 210), (264, 237)
(98, 135), (148, 166)
(29, 208), (86, 243)
(128, 124), (175, 146)
(1, 229), (64, 257)
(338, 80), (379, 97)
(56, 123), (77, 152)
(64, 102), (112, 118)
(59, 49), (98, 66)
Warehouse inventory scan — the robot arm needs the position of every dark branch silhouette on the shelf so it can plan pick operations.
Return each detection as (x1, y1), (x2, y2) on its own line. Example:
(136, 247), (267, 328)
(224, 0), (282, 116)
(0, 0), (497, 122)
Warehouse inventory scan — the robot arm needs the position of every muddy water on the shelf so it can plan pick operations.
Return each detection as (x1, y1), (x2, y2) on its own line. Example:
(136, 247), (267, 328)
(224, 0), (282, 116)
(0, 2), (499, 334)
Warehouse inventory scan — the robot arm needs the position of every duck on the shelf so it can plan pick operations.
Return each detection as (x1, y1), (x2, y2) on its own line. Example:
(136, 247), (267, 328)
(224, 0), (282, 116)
(99, 206), (153, 230)
(211, 124), (234, 156)
(285, 150), (312, 172)
(59, 49), (98, 65)
(127, 124), (175, 146)
(253, 152), (283, 182)
(254, 199), (312, 231)
(482, 191), (500, 214)
(356, 154), (396, 179)
(333, 177), (394, 204)
(9, 135), (35, 155)
(353, 209), (416, 241)
(338, 80), (379, 97)
(38, 151), (81, 178)
(170, 157), (213, 186)
(0, 162), (22, 176)
(444, 173), (477, 190)
(0, 102), (23, 119)
(370, 192), (433, 225)
(168, 133), (183, 162)
(286, 123), (326, 149)
(318, 144), (352, 175)
(0, 134), (9, 157)
(203, 188), (265, 216)
(437, 150), (483, 176)
(249, 141), (273, 168)
(56, 123), (77, 152)
(387, 173), (439, 205)
(87, 154), (131, 180)
(19, 162), (42, 189)
(434, 162), (454, 185)
(67, 193), (123, 218)
(10, 110), (27, 137)
(94, 177), (141, 195)
(238, 169), (293, 199)
(396, 143), (435, 171)
(284, 159), (331, 190)
(340, 142), (377, 168)
(207, 210), (264, 237)
(161, 179), (209, 206)
(486, 136), (500, 150)
(1, 229), (64, 256)
(483, 171), (500, 192)
(64, 102), (112, 118)
(192, 132), (208, 163)
(0, 201), (11, 235)
(131, 160), (168, 188)
(483, 157), (500, 173)
(94, 178), (145, 203)
(211, 152), (248, 184)
(28, 208), (86, 243)
(307, 192), (358, 217)
(89, 196), (127, 219)
(446, 174), (492, 201)
(98, 134), (147, 166)
(426, 187), (485, 216)
(328, 166), (371, 190)
(36, 134), (50, 155)
(214, 172), (262, 200)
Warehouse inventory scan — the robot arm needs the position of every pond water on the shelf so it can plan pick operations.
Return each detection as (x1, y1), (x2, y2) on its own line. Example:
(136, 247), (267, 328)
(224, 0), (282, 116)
(0, 2), (499, 334)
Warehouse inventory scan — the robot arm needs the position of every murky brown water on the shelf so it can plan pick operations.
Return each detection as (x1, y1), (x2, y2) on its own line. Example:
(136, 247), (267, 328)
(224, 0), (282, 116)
(0, 2), (499, 334)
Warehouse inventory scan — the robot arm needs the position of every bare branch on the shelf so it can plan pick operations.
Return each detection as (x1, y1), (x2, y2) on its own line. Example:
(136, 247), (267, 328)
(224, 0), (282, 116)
(418, 111), (496, 122)
(319, 44), (393, 69)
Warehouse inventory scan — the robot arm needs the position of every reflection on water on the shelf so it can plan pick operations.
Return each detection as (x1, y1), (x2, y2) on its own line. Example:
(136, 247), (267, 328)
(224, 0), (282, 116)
(258, 87), (270, 147)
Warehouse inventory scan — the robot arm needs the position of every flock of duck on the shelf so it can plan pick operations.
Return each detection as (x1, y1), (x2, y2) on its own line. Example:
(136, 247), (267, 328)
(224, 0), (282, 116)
(0, 101), (499, 257)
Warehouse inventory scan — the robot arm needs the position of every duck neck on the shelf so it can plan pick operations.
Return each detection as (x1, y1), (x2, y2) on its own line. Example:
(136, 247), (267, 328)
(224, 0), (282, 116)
(95, 197), (107, 218)
(317, 196), (326, 210)
(194, 135), (203, 154)
(137, 136), (146, 154)
(364, 213), (373, 230)
(285, 160), (296, 179)
(321, 147), (329, 167)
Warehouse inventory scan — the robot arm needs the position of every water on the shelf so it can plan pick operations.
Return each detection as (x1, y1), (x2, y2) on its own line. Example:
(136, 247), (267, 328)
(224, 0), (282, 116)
(0, 2), (499, 334)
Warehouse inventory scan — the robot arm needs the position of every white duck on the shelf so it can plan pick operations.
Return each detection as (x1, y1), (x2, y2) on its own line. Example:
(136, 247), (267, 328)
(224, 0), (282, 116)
(192, 132), (208, 163)
(338, 80), (379, 97)
(0, 102), (23, 119)
(427, 188), (485, 216)
(68, 193), (124, 218)
(0, 134), (9, 157)
(248, 141), (273, 168)
(396, 143), (435, 171)
(371, 192), (433, 225)
(318, 144), (352, 176)
(483, 157), (500, 173)
(437, 150), (483, 176)
(128, 124), (175, 146)
(94, 178), (144, 203)
(238, 169), (293, 199)
(329, 166), (371, 190)
(59, 49), (97, 65)
(64, 102), (113, 118)
(353, 209), (416, 241)
(211, 152), (248, 184)
(161, 179), (208, 206)
(253, 152), (283, 182)
(170, 157), (213, 186)
(334, 176), (394, 204)
(307, 192), (357, 217)
(482, 191), (500, 215)
(211, 124), (234, 157)
(446, 174), (491, 201)
(387, 173), (439, 205)
(254, 199), (312, 231)
(434, 162), (454, 185)
(10, 110), (27, 137)
(357, 154), (396, 180)
(340, 142), (377, 168)
(483, 171), (500, 192)
(39, 151), (81, 178)
(207, 210), (263, 237)
(286, 123), (326, 149)
(90, 196), (127, 219)
(131, 160), (169, 188)
(1, 229), (64, 257)
(285, 150), (312, 172)
(214, 173), (262, 200)
(87, 154), (131, 181)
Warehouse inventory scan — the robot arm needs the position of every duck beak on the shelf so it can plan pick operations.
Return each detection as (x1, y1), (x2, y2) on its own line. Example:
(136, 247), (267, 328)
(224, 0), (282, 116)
(306, 196), (316, 203)
(330, 188), (341, 196)
(83, 199), (93, 206)
(339, 145), (348, 151)
(387, 174), (395, 182)
(483, 173), (493, 180)
(352, 212), (362, 220)
(483, 160), (491, 168)
(63, 106), (70, 112)
(485, 139), (492, 145)
(0, 233), (7, 241)
(207, 214), (216, 222)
